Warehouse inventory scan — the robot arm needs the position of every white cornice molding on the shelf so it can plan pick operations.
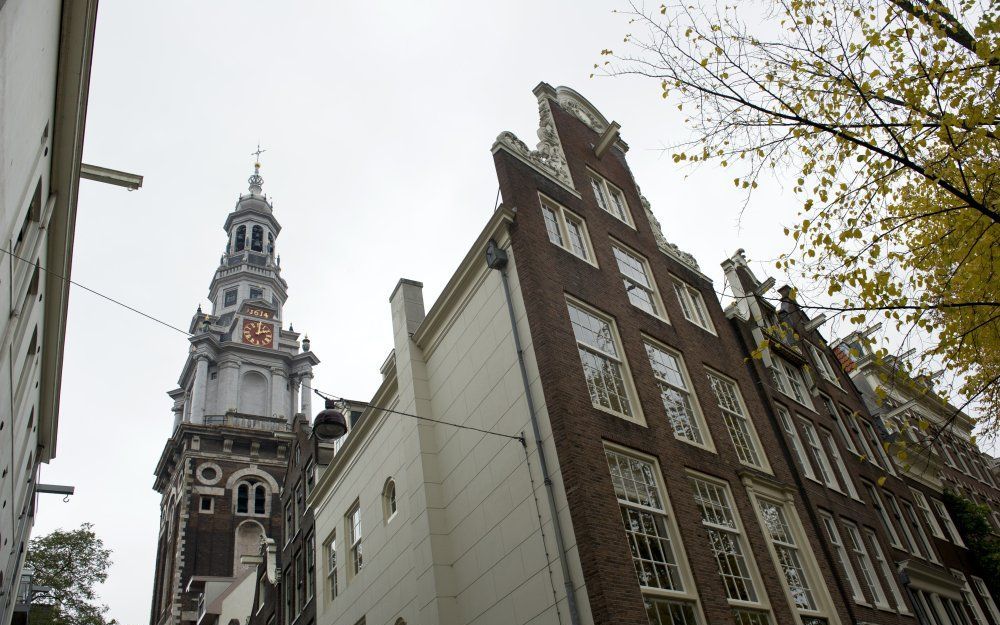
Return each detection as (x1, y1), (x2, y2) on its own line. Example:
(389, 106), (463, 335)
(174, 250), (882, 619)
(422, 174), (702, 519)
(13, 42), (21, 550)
(492, 92), (578, 196)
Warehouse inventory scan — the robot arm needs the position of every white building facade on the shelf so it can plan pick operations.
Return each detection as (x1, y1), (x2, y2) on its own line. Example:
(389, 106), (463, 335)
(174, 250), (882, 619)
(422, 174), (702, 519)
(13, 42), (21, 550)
(0, 0), (98, 622)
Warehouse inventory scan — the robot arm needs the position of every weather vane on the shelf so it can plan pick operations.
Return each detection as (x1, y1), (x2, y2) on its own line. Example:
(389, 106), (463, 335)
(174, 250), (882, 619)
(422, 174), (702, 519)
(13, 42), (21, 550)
(248, 143), (266, 193)
(251, 143), (266, 167)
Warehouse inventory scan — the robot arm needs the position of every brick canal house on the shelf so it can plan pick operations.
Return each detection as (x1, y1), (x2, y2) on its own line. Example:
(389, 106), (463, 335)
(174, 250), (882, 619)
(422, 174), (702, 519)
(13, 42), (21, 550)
(151, 84), (1000, 625)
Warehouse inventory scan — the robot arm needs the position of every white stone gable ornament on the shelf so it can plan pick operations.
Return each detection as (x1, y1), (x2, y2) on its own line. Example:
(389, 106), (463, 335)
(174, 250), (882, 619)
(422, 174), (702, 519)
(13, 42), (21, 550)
(494, 96), (574, 189)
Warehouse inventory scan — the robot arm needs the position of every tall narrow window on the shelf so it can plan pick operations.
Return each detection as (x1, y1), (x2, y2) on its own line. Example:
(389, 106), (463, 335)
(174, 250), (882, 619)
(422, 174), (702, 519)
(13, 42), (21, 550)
(972, 577), (1000, 625)
(284, 501), (294, 544)
(821, 396), (858, 455)
(932, 498), (965, 546)
(383, 479), (397, 522)
(860, 419), (896, 475)
(770, 357), (813, 409)
(852, 414), (881, 467)
(823, 429), (859, 499)
(567, 302), (636, 419)
(236, 225), (246, 251)
(953, 571), (987, 625)
(818, 512), (864, 604)
(612, 243), (664, 318)
(237, 484), (249, 514)
(305, 531), (315, 602)
(774, 405), (815, 480)
(673, 280), (715, 333)
(347, 502), (363, 577)
(884, 493), (919, 556)
(254, 484), (267, 515)
(283, 565), (294, 622)
(867, 529), (909, 613)
(645, 342), (708, 447)
(707, 372), (766, 470)
(902, 500), (938, 562)
(756, 498), (819, 614)
(295, 550), (305, 615)
(589, 172), (633, 225)
(799, 419), (840, 490)
(326, 532), (338, 601)
(911, 489), (945, 539)
(689, 476), (770, 624)
(251, 225), (264, 252)
(604, 447), (701, 621)
(540, 198), (593, 262)
(843, 522), (888, 609)
(807, 344), (840, 385)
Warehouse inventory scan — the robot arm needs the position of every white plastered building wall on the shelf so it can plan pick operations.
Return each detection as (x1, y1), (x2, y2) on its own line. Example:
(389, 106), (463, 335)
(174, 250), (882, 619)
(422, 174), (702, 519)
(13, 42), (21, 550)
(0, 1), (97, 623)
(311, 210), (592, 625)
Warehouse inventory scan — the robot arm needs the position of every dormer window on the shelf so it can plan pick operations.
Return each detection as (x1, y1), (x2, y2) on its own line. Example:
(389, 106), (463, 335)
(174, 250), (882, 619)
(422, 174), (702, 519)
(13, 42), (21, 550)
(235, 226), (247, 251)
(251, 226), (264, 252)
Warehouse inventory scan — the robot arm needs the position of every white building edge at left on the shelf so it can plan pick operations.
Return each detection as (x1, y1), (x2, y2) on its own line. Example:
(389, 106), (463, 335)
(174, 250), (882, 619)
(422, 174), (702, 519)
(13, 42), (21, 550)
(0, 1), (140, 624)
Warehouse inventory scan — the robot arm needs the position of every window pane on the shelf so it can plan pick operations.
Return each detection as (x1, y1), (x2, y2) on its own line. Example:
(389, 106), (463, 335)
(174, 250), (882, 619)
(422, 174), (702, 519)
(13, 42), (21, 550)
(644, 597), (699, 625)
(708, 374), (763, 467)
(542, 205), (563, 246)
(646, 344), (703, 444)
(757, 500), (817, 611)
(564, 217), (589, 260)
(691, 478), (758, 602)
(569, 304), (633, 416)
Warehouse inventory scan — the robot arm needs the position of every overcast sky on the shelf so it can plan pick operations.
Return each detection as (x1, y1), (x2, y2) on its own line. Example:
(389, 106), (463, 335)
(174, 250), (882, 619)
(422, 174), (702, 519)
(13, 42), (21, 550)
(34, 2), (841, 624)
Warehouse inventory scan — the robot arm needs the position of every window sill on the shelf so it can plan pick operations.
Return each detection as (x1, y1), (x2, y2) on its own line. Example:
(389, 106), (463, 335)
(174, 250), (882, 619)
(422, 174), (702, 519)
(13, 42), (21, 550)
(631, 305), (671, 326)
(683, 319), (717, 336)
(553, 243), (599, 269)
(592, 403), (646, 426)
(675, 437), (717, 455)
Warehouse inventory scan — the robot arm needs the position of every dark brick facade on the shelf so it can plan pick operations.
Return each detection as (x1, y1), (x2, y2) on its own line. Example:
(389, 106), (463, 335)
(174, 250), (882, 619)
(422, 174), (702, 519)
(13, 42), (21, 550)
(149, 423), (290, 625)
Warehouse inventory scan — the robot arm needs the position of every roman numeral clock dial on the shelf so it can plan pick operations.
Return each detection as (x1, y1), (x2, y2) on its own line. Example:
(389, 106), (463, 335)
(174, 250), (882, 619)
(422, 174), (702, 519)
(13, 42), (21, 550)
(242, 319), (274, 347)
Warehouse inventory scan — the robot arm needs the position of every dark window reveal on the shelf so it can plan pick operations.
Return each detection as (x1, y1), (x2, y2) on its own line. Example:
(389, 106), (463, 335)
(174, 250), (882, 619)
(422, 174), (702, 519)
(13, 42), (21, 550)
(224, 289), (238, 307)
(254, 485), (266, 515)
(251, 226), (264, 252)
(237, 484), (249, 513)
(250, 287), (263, 300)
(235, 226), (246, 251)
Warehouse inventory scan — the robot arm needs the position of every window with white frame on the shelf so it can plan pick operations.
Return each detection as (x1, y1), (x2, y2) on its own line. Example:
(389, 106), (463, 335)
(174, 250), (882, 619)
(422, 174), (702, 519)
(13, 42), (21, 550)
(822, 429), (860, 499)
(326, 532), (338, 601)
(932, 498), (965, 546)
(821, 397), (859, 455)
(707, 372), (767, 470)
(807, 344), (840, 386)
(754, 496), (829, 621)
(604, 447), (702, 623)
(939, 440), (958, 468)
(383, 478), (397, 522)
(952, 570), (987, 625)
(864, 483), (903, 549)
(861, 419), (896, 475)
(284, 501), (294, 545)
(884, 492), (921, 556)
(770, 357), (814, 409)
(612, 243), (665, 318)
(346, 501), (363, 578)
(799, 419), (840, 491)
(689, 476), (769, 623)
(818, 512), (864, 604)
(645, 342), (709, 447)
(843, 522), (889, 609)
(775, 405), (815, 480)
(866, 528), (909, 613)
(910, 489), (945, 540)
(673, 280), (715, 333)
(305, 531), (315, 602)
(972, 576), (1000, 625)
(540, 197), (594, 262)
(901, 499), (938, 562)
(588, 172), (633, 225)
(567, 301), (638, 419)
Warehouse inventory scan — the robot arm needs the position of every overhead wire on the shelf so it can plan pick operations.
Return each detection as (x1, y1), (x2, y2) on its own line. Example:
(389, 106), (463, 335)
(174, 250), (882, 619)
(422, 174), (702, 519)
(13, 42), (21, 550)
(1, 246), (522, 441)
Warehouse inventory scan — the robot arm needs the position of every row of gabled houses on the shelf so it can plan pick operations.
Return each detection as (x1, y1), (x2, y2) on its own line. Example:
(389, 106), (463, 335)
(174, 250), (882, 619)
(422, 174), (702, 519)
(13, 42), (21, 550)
(153, 83), (1000, 625)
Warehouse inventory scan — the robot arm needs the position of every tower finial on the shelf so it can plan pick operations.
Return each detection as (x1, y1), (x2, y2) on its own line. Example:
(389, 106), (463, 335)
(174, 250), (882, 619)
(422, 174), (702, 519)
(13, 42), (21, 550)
(248, 143), (266, 193)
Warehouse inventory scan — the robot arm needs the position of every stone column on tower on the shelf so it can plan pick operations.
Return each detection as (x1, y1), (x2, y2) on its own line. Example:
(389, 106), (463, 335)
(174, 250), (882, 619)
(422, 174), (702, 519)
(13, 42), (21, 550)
(299, 372), (313, 417)
(190, 354), (209, 424)
(270, 367), (287, 420)
(218, 359), (240, 413)
(289, 376), (300, 423)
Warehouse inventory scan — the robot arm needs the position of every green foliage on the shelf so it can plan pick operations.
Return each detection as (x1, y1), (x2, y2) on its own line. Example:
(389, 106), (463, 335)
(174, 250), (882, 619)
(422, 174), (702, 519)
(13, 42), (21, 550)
(608, 0), (1000, 431)
(943, 490), (1000, 598)
(25, 524), (118, 625)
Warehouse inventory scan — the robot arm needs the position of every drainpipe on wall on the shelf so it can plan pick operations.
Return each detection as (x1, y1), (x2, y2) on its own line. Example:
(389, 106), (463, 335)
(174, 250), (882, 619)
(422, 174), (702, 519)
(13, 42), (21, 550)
(486, 238), (582, 625)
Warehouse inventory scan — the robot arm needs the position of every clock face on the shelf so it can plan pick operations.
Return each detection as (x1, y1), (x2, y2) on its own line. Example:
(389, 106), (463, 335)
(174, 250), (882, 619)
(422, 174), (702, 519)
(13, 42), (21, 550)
(242, 319), (274, 347)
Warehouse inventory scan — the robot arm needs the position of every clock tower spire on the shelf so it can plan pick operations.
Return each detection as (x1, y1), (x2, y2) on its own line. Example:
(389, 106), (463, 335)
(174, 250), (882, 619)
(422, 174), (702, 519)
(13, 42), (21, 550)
(149, 156), (319, 625)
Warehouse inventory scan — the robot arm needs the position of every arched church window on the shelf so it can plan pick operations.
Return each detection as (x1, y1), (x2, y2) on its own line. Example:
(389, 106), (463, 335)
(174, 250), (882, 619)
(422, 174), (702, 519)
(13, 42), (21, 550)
(251, 226), (264, 252)
(235, 226), (246, 251)
(237, 483), (249, 513)
(267, 233), (274, 255)
(254, 484), (267, 515)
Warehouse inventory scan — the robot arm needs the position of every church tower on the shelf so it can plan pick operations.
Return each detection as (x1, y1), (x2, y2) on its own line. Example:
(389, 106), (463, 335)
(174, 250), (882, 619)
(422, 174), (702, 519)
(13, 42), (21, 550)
(149, 161), (319, 625)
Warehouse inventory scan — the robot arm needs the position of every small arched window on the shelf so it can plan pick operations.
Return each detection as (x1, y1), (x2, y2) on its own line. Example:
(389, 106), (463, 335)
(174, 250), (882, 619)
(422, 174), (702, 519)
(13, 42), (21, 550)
(251, 226), (264, 252)
(235, 225), (246, 251)
(383, 479), (397, 522)
(237, 483), (250, 513)
(267, 233), (274, 255)
(254, 484), (266, 515)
